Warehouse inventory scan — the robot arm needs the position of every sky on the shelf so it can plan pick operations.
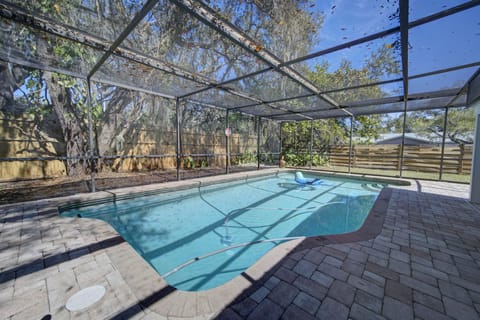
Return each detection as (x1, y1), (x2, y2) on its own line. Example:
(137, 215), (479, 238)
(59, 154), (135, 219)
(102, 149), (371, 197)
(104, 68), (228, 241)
(298, 0), (480, 95)
(202, 0), (479, 100)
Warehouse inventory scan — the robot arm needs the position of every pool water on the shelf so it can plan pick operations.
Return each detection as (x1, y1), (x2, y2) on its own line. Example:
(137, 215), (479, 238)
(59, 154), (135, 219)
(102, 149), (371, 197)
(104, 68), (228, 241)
(61, 172), (384, 291)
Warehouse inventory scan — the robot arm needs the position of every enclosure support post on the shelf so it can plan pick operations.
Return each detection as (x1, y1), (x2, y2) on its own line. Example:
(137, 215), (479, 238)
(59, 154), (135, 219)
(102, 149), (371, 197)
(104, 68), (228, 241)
(278, 122), (283, 156)
(439, 107), (449, 180)
(399, 0), (409, 178)
(86, 79), (96, 192)
(225, 109), (230, 175)
(348, 116), (354, 174)
(257, 117), (261, 170)
(470, 102), (480, 203)
(294, 123), (297, 152)
(176, 98), (181, 181)
(468, 68), (480, 203)
(399, 102), (408, 177)
(309, 119), (313, 169)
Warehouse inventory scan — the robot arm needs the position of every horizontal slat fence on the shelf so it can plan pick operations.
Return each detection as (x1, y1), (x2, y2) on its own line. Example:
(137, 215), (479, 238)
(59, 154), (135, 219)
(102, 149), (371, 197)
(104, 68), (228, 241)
(327, 144), (472, 174)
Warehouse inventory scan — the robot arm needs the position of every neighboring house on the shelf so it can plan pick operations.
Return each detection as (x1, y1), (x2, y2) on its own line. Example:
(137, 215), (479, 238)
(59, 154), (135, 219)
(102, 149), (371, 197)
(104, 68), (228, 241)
(374, 133), (436, 145)
(352, 133), (474, 146)
(372, 133), (472, 146)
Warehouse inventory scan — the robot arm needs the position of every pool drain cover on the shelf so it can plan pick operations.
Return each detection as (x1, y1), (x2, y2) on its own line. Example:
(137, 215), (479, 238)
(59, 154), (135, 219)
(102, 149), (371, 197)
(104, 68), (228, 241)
(66, 285), (106, 311)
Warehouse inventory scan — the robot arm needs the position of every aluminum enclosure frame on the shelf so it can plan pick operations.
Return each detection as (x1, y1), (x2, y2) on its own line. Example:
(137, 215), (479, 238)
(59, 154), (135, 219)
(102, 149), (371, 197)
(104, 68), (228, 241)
(0, 0), (479, 190)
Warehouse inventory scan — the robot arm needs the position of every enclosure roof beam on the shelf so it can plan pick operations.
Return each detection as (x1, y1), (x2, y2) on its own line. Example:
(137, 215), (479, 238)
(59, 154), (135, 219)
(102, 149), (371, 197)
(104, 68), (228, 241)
(218, 0), (480, 87)
(314, 61), (480, 99)
(270, 100), (467, 120)
(181, 0), (480, 113)
(178, 67), (275, 99)
(267, 88), (466, 119)
(399, 0), (409, 104)
(409, 0), (480, 28)
(183, 98), (285, 120)
(184, 98), (312, 121)
(249, 0), (478, 120)
(280, 0), (480, 68)
(298, 101), (467, 119)
(92, 77), (176, 100)
(318, 62), (480, 101)
(178, 82), (313, 120)
(0, 0), (311, 120)
(1, 0), (478, 121)
(221, 25), (402, 87)
(347, 89), (463, 107)
(229, 95), (315, 111)
(87, 0), (159, 79)
(445, 67), (480, 108)
(168, 0), (351, 116)
(0, 0), (215, 88)
(229, 61), (480, 114)
(0, 54), (87, 80)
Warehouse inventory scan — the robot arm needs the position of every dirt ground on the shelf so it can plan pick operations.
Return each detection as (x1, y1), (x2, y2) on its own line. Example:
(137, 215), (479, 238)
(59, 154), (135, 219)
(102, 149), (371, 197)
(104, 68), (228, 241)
(0, 166), (261, 205)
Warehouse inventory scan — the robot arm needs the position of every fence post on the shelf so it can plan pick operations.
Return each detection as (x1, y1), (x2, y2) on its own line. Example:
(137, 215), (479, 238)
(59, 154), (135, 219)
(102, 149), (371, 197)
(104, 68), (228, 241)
(458, 144), (465, 174)
(257, 117), (261, 170)
(309, 119), (313, 169)
(352, 145), (356, 168)
(225, 109), (230, 174)
(348, 116), (353, 173)
(397, 144), (402, 171)
(279, 122), (283, 160)
(175, 98), (181, 181)
(292, 122), (295, 156)
(439, 107), (449, 180)
(86, 79), (96, 192)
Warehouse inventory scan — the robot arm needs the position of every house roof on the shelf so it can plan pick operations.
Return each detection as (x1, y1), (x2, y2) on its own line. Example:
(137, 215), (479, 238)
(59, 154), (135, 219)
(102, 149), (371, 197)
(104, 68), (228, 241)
(373, 133), (473, 145)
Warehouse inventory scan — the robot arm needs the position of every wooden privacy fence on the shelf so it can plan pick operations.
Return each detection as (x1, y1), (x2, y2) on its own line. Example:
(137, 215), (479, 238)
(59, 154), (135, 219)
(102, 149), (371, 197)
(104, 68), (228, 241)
(327, 144), (472, 174)
(0, 128), (260, 180)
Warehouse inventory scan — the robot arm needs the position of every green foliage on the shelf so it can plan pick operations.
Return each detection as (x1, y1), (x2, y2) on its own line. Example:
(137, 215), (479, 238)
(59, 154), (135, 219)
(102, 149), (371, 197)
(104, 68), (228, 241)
(383, 108), (475, 145)
(284, 153), (304, 166)
(366, 46), (401, 79)
(446, 108), (475, 144)
(52, 41), (84, 68)
(183, 156), (195, 169)
(20, 71), (51, 117)
(311, 154), (329, 166)
(230, 152), (255, 166)
(354, 115), (381, 144)
(282, 119), (348, 154)
(308, 56), (400, 99)
(283, 43), (401, 152)
(239, 152), (257, 164)
(200, 158), (208, 168)
(283, 152), (328, 167)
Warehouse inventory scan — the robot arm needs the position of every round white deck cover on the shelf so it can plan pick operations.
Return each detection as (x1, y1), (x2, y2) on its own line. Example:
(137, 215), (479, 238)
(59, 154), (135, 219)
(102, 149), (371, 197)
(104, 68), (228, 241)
(65, 285), (106, 311)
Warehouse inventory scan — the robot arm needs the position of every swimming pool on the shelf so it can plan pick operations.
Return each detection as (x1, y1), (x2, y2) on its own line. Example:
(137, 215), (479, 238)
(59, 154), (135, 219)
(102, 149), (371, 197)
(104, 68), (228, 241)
(61, 172), (385, 291)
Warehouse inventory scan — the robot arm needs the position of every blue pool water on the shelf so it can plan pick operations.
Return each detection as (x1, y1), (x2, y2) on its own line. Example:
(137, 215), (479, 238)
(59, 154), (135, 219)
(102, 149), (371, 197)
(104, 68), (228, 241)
(61, 172), (384, 291)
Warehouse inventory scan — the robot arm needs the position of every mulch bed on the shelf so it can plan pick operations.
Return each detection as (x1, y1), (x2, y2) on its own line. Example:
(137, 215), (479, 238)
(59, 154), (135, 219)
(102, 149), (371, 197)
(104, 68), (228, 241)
(0, 166), (260, 205)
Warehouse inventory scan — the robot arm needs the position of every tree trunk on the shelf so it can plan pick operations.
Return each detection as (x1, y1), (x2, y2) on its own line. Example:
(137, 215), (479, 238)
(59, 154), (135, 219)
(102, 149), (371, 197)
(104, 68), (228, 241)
(43, 71), (86, 176)
(0, 61), (29, 114)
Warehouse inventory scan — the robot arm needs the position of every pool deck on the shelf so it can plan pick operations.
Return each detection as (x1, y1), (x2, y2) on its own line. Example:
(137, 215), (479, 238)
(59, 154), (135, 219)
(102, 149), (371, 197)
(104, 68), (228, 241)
(1, 169), (480, 319)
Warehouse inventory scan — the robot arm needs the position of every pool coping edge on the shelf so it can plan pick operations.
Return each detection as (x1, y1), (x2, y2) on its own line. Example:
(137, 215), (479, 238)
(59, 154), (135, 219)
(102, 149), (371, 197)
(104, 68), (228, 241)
(1, 168), (396, 318)
(90, 170), (393, 318)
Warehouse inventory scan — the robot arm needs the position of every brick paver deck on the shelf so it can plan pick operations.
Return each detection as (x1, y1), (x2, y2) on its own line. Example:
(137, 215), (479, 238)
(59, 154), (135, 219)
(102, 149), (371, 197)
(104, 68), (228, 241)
(1, 170), (479, 319)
